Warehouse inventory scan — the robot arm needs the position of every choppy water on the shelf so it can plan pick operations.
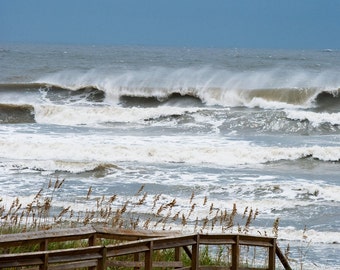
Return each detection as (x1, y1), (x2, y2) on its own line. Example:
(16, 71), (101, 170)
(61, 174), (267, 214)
(0, 44), (339, 269)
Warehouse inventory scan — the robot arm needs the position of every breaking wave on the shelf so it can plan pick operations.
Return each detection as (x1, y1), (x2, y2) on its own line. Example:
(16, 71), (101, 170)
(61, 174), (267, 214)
(0, 82), (339, 110)
(34, 66), (340, 108)
(0, 103), (35, 123)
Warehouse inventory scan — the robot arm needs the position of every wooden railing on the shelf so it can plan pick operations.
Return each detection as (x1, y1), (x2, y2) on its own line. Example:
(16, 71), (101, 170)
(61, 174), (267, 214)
(0, 226), (291, 270)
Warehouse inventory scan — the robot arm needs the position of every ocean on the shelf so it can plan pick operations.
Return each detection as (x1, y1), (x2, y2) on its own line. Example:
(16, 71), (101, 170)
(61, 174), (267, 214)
(0, 44), (339, 269)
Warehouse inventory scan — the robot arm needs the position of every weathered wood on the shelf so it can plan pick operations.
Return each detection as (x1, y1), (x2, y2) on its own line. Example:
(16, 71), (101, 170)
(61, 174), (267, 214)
(0, 227), (291, 270)
(0, 251), (44, 266)
(145, 241), (153, 270)
(93, 225), (181, 240)
(238, 235), (275, 248)
(183, 245), (192, 259)
(152, 234), (198, 250)
(88, 233), (97, 246)
(175, 246), (181, 268)
(0, 225), (179, 251)
(0, 226), (96, 248)
(108, 260), (144, 267)
(134, 252), (141, 270)
(106, 241), (150, 257)
(268, 238), (276, 270)
(275, 243), (292, 270)
(0, 257), (43, 267)
(40, 252), (48, 270)
(192, 234), (200, 270)
(231, 235), (239, 270)
(108, 260), (183, 268)
(200, 267), (230, 270)
(97, 246), (107, 270)
(49, 260), (98, 270)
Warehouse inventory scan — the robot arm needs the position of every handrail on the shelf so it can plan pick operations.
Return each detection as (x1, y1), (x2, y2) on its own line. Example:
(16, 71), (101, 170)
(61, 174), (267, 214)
(0, 225), (179, 249)
(0, 227), (292, 270)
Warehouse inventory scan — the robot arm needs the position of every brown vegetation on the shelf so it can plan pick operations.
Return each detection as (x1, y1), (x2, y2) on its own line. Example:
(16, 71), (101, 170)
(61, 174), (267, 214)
(0, 178), (266, 236)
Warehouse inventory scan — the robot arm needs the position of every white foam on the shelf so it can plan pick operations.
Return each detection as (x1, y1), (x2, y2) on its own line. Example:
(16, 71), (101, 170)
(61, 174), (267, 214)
(34, 104), (201, 126)
(247, 97), (307, 110)
(286, 110), (340, 126)
(277, 227), (340, 244)
(36, 66), (340, 108)
(1, 134), (339, 169)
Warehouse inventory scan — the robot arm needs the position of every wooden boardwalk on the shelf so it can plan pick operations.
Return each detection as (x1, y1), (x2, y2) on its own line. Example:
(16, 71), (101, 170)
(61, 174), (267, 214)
(0, 226), (291, 270)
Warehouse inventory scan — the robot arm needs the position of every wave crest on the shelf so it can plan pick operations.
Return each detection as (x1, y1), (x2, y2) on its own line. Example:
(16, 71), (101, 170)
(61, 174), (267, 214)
(0, 103), (35, 123)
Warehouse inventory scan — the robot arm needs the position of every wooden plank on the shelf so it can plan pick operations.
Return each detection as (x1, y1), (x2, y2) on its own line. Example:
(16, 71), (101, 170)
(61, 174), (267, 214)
(48, 246), (102, 263)
(275, 244), (292, 270)
(108, 260), (183, 268)
(183, 245), (192, 259)
(200, 234), (237, 242)
(41, 252), (48, 270)
(0, 227), (293, 270)
(94, 225), (181, 240)
(238, 235), (274, 248)
(199, 238), (236, 245)
(152, 235), (197, 250)
(0, 250), (101, 269)
(106, 242), (150, 257)
(108, 260), (144, 267)
(231, 235), (239, 270)
(200, 267), (231, 270)
(268, 239), (275, 270)
(40, 239), (48, 251)
(239, 239), (273, 247)
(0, 227), (96, 248)
(49, 260), (98, 270)
(238, 268), (269, 270)
(105, 234), (197, 257)
(175, 246), (181, 261)
(49, 253), (102, 264)
(109, 260), (183, 268)
(153, 261), (183, 267)
(88, 234), (97, 246)
(0, 258), (43, 267)
(145, 241), (153, 270)
(97, 246), (107, 270)
(0, 251), (45, 261)
(192, 234), (200, 270)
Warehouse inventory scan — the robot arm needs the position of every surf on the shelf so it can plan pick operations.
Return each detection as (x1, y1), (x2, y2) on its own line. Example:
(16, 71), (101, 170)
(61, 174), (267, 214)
(33, 64), (340, 110)
(0, 103), (35, 123)
(1, 81), (339, 110)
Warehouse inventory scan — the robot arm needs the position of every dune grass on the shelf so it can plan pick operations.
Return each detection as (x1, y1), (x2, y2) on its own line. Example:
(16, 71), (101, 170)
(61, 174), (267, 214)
(0, 178), (271, 235)
(0, 178), (292, 269)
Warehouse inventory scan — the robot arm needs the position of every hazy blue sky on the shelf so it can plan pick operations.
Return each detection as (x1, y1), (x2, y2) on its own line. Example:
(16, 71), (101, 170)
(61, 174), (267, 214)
(1, 0), (339, 49)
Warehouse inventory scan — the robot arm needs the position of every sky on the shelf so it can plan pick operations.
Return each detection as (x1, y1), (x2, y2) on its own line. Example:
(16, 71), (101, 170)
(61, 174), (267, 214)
(1, 0), (339, 49)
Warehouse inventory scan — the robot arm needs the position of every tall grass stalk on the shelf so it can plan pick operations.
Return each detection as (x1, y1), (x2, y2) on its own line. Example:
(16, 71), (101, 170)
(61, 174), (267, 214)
(1, 178), (274, 238)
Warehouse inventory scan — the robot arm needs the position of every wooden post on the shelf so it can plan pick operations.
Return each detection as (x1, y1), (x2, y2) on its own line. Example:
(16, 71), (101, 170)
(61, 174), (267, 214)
(134, 252), (141, 270)
(183, 245), (192, 260)
(40, 239), (48, 251)
(97, 246), (107, 270)
(175, 246), (181, 268)
(145, 241), (153, 270)
(191, 234), (200, 270)
(40, 253), (48, 270)
(39, 240), (48, 270)
(89, 235), (97, 270)
(88, 234), (97, 246)
(275, 243), (293, 270)
(231, 235), (239, 270)
(268, 239), (276, 270)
